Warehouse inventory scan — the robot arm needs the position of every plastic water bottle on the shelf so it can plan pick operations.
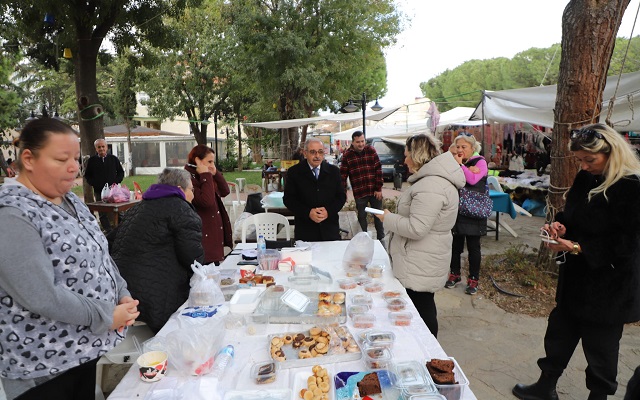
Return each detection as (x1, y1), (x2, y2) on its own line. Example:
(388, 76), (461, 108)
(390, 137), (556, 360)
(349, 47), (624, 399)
(211, 345), (234, 378)
(257, 235), (266, 253)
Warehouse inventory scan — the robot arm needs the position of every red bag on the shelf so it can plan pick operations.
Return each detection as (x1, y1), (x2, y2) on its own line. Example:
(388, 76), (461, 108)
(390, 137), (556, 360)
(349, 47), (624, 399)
(133, 181), (143, 200)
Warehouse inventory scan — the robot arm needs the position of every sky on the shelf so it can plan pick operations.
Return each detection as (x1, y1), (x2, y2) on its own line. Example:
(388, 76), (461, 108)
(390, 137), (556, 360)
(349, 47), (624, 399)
(379, 0), (640, 107)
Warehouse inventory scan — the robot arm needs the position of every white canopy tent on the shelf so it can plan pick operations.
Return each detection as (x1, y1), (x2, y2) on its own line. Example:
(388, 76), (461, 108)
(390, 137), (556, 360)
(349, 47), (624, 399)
(470, 70), (640, 131)
(332, 106), (482, 141)
(243, 106), (401, 130)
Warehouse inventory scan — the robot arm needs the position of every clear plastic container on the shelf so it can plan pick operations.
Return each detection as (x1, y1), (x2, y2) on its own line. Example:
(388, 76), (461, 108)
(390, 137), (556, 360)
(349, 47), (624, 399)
(427, 357), (470, 400)
(250, 361), (279, 384)
(287, 275), (319, 292)
(389, 361), (434, 391)
(351, 293), (373, 307)
(364, 282), (384, 293)
(389, 311), (413, 326)
(386, 297), (408, 311)
(337, 278), (357, 290)
(382, 290), (403, 300)
(348, 304), (371, 317)
(224, 313), (245, 330)
(352, 312), (376, 329)
(281, 288), (310, 312)
(356, 276), (373, 286)
(363, 330), (396, 349)
(363, 345), (392, 370)
(367, 264), (385, 278)
(293, 264), (312, 276)
(245, 314), (269, 336)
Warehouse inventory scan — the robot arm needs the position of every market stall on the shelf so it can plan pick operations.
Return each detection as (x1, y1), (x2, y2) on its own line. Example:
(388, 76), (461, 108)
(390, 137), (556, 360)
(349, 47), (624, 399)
(107, 240), (476, 400)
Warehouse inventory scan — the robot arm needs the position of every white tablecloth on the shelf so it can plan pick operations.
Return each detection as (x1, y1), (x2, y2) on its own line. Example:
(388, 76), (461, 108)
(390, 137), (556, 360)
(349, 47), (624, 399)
(108, 241), (476, 400)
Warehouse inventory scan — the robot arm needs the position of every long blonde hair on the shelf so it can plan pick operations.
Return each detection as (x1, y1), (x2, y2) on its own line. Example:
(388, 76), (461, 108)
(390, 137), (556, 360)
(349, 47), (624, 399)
(569, 123), (640, 200)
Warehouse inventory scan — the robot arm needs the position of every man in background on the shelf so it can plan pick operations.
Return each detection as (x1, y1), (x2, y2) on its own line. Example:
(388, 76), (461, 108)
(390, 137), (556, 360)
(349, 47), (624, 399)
(84, 138), (124, 231)
(284, 138), (346, 241)
(340, 131), (384, 240)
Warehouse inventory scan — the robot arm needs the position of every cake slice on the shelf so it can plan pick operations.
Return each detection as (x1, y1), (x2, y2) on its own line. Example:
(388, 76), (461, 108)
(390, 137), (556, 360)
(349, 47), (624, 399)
(357, 372), (382, 396)
(427, 359), (455, 373)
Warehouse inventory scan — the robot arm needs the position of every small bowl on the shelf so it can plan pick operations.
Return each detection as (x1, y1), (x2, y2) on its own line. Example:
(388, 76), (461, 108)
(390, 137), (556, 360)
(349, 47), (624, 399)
(352, 313), (376, 329)
(389, 311), (414, 326)
(367, 264), (385, 278)
(364, 282), (384, 293)
(251, 361), (279, 384)
(337, 278), (357, 290)
(386, 297), (407, 311)
(136, 351), (168, 382)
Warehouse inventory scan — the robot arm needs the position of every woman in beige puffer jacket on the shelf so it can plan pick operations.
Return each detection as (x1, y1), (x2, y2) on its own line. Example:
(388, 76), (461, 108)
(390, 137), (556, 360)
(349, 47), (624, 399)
(376, 134), (465, 338)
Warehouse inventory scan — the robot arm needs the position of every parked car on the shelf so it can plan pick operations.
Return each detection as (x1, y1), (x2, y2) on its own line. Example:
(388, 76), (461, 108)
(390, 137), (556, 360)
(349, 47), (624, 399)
(368, 138), (408, 182)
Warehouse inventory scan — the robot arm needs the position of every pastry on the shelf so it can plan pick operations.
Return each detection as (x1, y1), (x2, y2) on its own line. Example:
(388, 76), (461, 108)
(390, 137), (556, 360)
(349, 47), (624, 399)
(309, 327), (321, 337)
(332, 292), (345, 304)
(262, 275), (274, 284)
(426, 359), (457, 385)
(292, 340), (303, 349)
(318, 292), (331, 302)
(294, 333), (306, 342)
(302, 336), (316, 347)
(357, 372), (382, 396)
(298, 349), (312, 359)
(283, 335), (293, 344)
(428, 359), (455, 373)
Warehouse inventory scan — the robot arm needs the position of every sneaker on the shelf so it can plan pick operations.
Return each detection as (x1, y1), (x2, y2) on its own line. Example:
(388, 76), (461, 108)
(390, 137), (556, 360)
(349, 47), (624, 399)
(465, 279), (479, 295)
(444, 273), (461, 288)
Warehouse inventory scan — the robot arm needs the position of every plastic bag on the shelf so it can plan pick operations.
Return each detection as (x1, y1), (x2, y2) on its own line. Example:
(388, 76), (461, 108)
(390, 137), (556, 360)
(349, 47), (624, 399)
(133, 181), (144, 200)
(164, 305), (225, 376)
(188, 261), (225, 307)
(100, 183), (110, 200)
(342, 232), (374, 276)
(105, 183), (131, 203)
(233, 212), (256, 242)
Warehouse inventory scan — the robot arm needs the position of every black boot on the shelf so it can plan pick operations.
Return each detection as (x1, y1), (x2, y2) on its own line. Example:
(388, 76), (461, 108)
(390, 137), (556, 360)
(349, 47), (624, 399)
(587, 393), (607, 400)
(512, 373), (559, 400)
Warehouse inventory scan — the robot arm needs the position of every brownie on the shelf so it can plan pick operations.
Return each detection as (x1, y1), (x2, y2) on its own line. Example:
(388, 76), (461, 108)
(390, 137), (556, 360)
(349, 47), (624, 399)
(427, 359), (454, 373)
(357, 372), (382, 396)
(426, 361), (457, 385)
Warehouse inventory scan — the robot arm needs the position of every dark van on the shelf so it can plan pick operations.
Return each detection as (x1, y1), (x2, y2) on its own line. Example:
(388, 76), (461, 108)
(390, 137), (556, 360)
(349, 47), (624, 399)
(368, 138), (408, 182)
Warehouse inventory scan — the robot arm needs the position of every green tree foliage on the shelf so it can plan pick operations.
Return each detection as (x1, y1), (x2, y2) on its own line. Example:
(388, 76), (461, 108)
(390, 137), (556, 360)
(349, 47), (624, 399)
(0, 51), (20, 174)
(0, 0), (198, 198)
(420, 38), (640, 112)
(139, 0), (235, 145)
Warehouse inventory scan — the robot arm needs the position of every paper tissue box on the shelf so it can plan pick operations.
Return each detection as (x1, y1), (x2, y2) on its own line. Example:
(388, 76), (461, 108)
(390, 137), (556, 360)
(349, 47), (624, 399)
(280, 247), (312, 266)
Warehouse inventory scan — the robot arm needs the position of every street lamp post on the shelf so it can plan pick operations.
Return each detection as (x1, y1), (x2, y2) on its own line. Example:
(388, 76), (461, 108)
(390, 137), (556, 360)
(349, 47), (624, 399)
(344, 92), (383, 139)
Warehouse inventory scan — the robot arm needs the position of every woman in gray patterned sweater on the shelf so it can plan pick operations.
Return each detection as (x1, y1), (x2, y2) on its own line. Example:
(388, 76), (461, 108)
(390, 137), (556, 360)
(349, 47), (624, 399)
(0, 118), (140, 399)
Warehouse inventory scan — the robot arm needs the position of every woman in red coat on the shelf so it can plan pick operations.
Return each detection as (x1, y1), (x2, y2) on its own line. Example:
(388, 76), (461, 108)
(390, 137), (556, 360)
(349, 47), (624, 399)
(185, 145), (232, 264)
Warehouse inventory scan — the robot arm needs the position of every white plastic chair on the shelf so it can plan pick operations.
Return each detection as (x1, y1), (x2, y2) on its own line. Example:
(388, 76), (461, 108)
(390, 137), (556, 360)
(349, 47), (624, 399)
(224, 182), (246, 220)
(241, 213), (291, 243)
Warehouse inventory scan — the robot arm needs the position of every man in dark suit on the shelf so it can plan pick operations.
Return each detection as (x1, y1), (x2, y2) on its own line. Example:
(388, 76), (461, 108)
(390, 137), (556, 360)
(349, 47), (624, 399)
(284, 138), (346, 241)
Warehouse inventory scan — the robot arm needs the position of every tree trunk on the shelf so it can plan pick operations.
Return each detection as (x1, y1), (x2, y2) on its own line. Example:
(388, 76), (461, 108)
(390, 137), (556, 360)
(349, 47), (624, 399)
(537, 0), (630, 271)
(74, 34), (104, 202)
(237, 118), (243, 171)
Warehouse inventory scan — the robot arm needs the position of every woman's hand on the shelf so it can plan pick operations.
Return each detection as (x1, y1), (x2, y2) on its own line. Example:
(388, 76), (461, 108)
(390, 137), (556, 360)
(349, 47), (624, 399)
(468, 166), (480, 174)
(375, 209), (391, 222)
(195, 157), (210, 175)
(546, 237), (574, 253)
(112, 298), (140, 332)
(543, 222), (566, 239)
(453, 153), (464, 165)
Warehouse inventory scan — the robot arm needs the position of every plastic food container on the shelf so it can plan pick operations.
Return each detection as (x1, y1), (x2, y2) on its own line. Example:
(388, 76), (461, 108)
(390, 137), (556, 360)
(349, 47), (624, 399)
(386, 297), (407, 311)
(352, 312), (376, 329)
(351, 293), (373, 307)
(426, 357), (469, 400)
(382, 290), (403, 300)
(356, 276), (373, 286)
(364, 282), (384, 293)
(363, 330), (396, 350)
(337, 278), (357, 290)
(251, 361), (279, 384)
(367, 264), (385, 278)
(293, 264), (312, 276)
(287, 275), (319, 292)
(363, 346), (392, 370)
(348, 304), (371, 317)
(259, 249), (281, 271)
(245, 314), (269, 335)
(389, 311), (413, 326)
(389, 361), (435, 391)
(281, 288), (310, 312)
